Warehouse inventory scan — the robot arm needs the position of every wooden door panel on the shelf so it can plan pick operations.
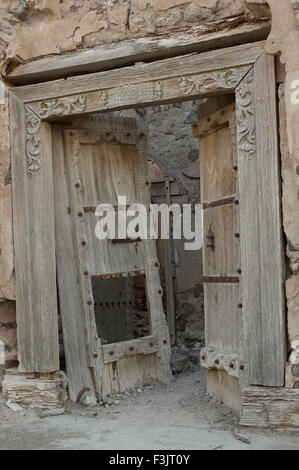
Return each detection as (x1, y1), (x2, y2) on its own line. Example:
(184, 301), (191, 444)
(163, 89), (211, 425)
(203, 204), (240, 277)
(76, 140), (144, 276)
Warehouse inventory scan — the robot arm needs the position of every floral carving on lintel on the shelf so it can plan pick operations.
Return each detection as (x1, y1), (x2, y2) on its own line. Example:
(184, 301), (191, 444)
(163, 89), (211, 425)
(179, 70), (240, 96)
(100, 91), (108, 107)
(36, 95), (87, 119)
(236, 72), (256, 155)
(26, 110), (41, 176)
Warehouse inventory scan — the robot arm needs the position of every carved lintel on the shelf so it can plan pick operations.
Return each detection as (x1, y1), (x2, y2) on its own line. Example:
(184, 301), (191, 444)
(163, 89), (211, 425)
(25, 109), (41, 176)
(236, 71), (256, 155)
(179, 69), (240, 96)
(36, 95), (87, 119)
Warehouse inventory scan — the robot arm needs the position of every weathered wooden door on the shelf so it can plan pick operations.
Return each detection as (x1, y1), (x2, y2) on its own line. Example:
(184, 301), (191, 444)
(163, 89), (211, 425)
(52, 116), (171, 401)
(194, 103), (243, 409)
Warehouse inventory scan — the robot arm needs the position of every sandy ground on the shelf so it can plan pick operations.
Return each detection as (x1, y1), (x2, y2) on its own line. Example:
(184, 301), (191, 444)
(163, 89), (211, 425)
(0, 368), (298, 450)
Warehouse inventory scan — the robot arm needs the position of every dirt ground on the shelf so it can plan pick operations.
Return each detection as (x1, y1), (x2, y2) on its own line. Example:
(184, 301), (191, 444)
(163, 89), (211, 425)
(0, 368), (298, 450)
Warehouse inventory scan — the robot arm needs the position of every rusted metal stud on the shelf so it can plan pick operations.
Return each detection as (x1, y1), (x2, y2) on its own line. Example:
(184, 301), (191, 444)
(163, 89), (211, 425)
(237, 269), (242, 274)
(229, 362), (235, 369)
(238, 303), (243, 309)
(145, 180), (150, 186)
(239, 364), (244, 371)
(139, 132), (145, 138)
(78, 211), (83, 217)
(75, 183), (80, 188)
(155, 262), (159, 267)
(84, 270), (88, 276)
(233, 165), (238, 171)
(235, 233), (240, 238)
(234, 199), (239, 205)
(93, 353), (98, 358)
(109, 351), (114, 356)
(87, 300), (93, 306)
(215, 359), (220, 365)
(149, 342), (154, 347)
(163, 339), (167, 344)
(129, 346), (134, 351)
(158, 289), (162, 294)
(201, 354), (206, 361)
(81, 240), (86, 246)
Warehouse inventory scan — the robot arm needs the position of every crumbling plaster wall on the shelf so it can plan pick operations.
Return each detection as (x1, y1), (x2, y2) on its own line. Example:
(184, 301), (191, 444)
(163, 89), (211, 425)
(0, 0), (297, 387)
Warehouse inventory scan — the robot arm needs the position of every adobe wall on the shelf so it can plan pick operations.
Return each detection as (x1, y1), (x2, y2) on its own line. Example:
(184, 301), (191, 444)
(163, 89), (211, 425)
(0, 1), (297, 388)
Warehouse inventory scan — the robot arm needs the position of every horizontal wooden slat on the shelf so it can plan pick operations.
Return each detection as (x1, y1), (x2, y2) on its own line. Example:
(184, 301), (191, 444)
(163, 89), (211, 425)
(102, 336), (159, 364)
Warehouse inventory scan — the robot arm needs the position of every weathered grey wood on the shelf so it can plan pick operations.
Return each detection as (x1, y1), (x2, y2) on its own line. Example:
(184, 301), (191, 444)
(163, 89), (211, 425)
(236, 54), (286, 387)
(52, 126), (96, 401)
(63, 130), (105, 397)
(241, 387), (299, 429)
(236, 69), (262, 385)
(7, 25), (269, 84)
(102, 335), (159, 364)
(253, 53), (286, 386)
(10, 92), (59, 372)
(135, 130), (172, 382)
(200, 348), (239, 378)
(164, 180), (176, 346)
(13, 42), (264, 104)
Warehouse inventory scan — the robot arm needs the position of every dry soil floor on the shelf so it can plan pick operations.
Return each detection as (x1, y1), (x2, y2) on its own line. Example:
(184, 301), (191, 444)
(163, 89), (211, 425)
(0, 368), (298, 450)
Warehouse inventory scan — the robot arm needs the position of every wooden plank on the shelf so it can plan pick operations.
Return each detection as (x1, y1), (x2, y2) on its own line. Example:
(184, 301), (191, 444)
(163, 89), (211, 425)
(102, 335), (159, 364)
(205, 284), (240, 354)
(7, 26), (269, 84)
(164, 180), (176, 346)
(253, 53), (286, 386)
(10, 92), (59, 372)
(12, 42), (265, 103)
(52, 126), (96, 401)
(203, 205), (240, 277)
(241, 387), (299, 429)
(207, 370), (242, 413)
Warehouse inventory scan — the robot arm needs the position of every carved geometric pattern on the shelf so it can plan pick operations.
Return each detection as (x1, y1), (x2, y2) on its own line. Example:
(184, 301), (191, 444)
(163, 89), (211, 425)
(36, 95), (87, 119)
(25, 109), (41, 175)
(236, 71), (256, 155)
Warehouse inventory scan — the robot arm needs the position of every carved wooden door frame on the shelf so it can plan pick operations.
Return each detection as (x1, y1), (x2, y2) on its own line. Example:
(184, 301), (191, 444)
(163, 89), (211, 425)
(9, 41), (286, 386)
